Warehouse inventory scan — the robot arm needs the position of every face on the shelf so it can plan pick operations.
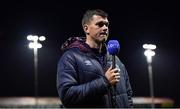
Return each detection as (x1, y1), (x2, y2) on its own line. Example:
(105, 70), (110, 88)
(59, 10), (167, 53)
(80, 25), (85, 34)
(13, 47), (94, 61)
(84, 15), (109, 43)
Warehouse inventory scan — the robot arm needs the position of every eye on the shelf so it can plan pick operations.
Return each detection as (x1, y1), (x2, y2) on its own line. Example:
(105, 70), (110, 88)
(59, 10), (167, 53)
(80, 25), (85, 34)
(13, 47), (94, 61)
(96, 22), (109, 27)
(97, 22), (104, 27)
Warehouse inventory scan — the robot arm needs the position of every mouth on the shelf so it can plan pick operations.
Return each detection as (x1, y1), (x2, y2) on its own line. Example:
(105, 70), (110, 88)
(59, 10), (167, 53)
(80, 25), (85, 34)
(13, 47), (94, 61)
(98, 33), (108, 42)
(100, 32), (108, 36)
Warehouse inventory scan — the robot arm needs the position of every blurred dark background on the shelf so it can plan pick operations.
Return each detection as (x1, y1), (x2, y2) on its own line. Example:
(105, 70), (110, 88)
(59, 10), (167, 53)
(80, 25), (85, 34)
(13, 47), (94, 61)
(0, 0), (179, 107)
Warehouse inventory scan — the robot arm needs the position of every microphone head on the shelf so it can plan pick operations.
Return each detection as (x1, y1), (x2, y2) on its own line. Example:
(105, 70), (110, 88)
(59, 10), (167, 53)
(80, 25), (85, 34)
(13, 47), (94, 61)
(107, 40), (120, 55)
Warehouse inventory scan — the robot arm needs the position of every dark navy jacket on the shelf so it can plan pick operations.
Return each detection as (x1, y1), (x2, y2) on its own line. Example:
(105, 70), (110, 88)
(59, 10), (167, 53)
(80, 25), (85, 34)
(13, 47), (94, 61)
(57, 37), (133, 108)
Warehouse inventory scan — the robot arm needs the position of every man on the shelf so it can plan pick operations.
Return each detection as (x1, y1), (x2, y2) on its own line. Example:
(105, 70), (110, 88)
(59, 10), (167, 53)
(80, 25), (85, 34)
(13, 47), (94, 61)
(57, 9), (133, 108)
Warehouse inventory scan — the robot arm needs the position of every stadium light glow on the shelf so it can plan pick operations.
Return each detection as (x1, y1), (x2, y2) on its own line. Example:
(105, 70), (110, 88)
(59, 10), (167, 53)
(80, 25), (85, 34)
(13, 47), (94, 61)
(27, 35), (46, 105)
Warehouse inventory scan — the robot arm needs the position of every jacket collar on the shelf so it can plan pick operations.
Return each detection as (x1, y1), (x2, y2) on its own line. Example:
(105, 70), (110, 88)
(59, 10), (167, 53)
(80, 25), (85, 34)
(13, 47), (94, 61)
(61, 37), (107, 55)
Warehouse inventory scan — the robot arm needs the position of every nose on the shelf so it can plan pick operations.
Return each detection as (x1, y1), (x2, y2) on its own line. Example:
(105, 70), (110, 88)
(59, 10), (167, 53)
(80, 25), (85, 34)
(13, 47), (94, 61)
(102, 25), (108, 32)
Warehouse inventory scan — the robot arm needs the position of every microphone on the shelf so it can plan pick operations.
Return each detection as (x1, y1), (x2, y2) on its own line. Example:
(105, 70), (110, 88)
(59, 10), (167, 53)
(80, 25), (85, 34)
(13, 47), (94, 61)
(107, 40), (120, 107)
(107, 40), (120, 68)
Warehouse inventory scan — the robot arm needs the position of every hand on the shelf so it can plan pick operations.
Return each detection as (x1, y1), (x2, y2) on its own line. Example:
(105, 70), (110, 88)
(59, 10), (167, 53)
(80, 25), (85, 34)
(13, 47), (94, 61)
(105, 65), (120, 86)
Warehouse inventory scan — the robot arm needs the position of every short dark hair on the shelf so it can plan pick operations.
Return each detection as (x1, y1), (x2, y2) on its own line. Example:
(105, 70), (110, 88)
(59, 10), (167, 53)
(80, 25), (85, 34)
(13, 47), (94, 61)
(82, 9), (108, 28)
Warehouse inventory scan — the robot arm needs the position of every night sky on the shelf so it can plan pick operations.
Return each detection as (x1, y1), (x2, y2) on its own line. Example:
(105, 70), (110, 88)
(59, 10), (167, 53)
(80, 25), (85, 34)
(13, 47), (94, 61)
(0, 0), (180, 107)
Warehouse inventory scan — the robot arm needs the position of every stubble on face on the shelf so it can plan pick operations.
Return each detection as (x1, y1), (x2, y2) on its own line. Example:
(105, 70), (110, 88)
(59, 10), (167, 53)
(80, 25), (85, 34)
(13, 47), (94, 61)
(89, 15), (109, 43)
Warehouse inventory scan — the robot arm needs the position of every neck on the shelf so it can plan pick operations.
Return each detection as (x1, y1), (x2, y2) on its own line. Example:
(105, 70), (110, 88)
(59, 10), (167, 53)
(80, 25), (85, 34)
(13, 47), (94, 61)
(86, 37), (102, 53)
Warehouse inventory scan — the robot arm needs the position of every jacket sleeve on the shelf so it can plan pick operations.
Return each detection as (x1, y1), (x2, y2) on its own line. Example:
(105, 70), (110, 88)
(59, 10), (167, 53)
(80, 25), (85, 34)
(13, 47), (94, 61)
(124, 68), (133, 107)
(116, 56), (133, 107)
(56, 50), (110, 107)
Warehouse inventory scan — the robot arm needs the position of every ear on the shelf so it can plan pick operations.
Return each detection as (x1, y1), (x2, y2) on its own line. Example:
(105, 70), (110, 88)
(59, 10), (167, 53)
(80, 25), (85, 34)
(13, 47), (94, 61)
(83, 24), (89, 35)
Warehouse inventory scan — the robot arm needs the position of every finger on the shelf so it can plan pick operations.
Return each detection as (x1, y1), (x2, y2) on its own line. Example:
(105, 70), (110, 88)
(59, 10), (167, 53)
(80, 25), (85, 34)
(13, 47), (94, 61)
(115, 75), (120, 79)
(107, 65), (113, 71)
(110, 71), (116, 77)
(114, 72), (120, 76)
(112, 72), (119, 79)
(116, 78), (120, 82)
(111, 79), (119, 85)
(111, 68), (120, 73)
